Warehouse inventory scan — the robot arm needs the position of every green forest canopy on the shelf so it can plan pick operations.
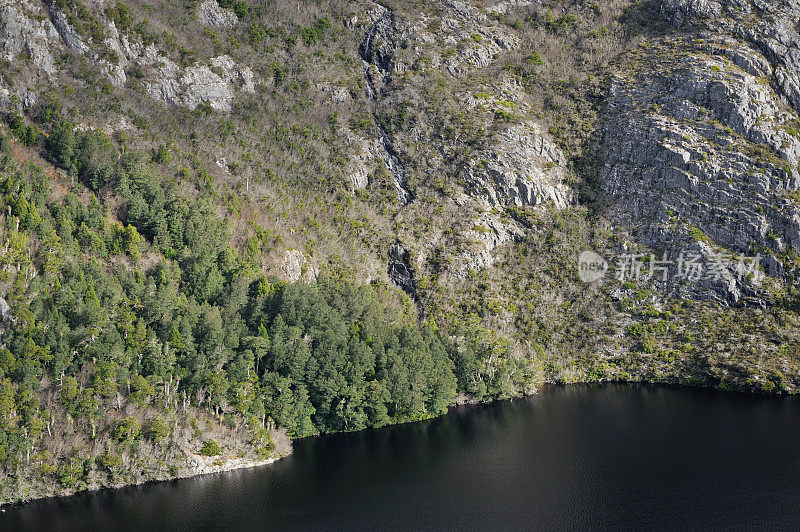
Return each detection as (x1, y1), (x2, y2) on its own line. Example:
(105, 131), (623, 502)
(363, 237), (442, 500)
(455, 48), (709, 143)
(0, 123), (533, 466)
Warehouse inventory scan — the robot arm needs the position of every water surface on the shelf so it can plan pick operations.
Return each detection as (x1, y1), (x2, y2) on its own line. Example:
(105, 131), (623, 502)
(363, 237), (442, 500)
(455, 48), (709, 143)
(4, 384), (800, 530)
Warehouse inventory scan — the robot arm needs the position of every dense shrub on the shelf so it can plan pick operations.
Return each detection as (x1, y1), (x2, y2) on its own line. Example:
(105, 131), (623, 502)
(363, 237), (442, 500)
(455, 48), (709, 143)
(199, 439), (222, 456)
(143, 416), (170, 442)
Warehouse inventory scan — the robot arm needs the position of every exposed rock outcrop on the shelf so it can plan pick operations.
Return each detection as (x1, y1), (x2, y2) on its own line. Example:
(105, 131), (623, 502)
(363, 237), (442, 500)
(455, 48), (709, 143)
(0, 0), (255, 109)
(452, 213), (523, 277)
(394, 0), (521, 75)
(438, 0), (520, 75)
(279, 249), (319, 283)
(184, 454), (278, 476)
(601, 0), (800, 304)
(359, 6), (397, 100)
(48, 1), (90, 54)
(142, 52), (255, 111)
(464, 122), (572, 209)
(343, 130), (383, 191)
(355, 0), (525, 206)
(0, 297), (11, 322)
(196, 0), (238, 28)
(1, 0), (60, 75)
(661, 0), (722, 26)
(316, 82), (350, 103)
(662, 0), (800, 111)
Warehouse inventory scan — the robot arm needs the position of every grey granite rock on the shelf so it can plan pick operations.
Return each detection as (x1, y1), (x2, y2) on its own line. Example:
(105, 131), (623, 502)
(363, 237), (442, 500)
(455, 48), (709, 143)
(279, 249), (319, 283)
(359, 5), (412, 204)
(662, 0), (722, 25)
(48, 1), (89, 54)
(452, 213), (523, 277)
(142, 53), (253, 111)
(601, 10), (800, 304)
(0, 0), (255, 110)
(463, 122), (572, 210)
(1, 0), (60, 75)
(196, 0), (238, 28)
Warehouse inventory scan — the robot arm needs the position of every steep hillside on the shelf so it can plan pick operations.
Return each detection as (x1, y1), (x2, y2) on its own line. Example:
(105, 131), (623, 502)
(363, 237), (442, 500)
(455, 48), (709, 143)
(0, 0), (798, 503)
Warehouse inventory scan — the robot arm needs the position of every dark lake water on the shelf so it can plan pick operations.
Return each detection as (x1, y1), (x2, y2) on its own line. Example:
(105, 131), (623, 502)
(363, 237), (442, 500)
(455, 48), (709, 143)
(5, 384), (800, 531)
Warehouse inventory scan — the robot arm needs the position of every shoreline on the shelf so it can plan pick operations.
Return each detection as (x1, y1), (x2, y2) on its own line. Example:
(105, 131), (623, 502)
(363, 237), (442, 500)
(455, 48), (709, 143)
(4, 379), (792, 510)
(0, 451), (291, 510)
(1, 395), (494, 509)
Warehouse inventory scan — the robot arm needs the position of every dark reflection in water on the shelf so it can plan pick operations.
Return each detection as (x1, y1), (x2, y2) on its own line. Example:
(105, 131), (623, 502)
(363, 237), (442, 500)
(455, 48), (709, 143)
(4, 384), (800, 530)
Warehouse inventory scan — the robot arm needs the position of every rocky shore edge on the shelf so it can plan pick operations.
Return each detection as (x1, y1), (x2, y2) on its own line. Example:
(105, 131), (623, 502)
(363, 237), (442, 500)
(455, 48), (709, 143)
(0, 450), (292, 510)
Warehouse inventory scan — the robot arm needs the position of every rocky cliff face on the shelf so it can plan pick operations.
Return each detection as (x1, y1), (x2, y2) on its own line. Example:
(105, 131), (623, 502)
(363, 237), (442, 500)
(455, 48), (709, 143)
(601, 0), (800, 305)
(354, 0), (575, 278)
(1, 0), (60, 76)
(0, 0), (255, 109)
(663, 0), (800, 109)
